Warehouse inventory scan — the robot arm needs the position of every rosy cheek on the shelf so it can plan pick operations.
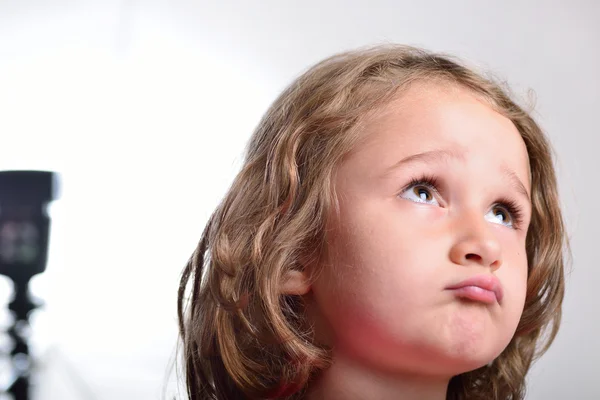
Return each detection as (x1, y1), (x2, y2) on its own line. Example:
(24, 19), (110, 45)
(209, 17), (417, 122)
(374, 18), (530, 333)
(501, 261), (528, 315)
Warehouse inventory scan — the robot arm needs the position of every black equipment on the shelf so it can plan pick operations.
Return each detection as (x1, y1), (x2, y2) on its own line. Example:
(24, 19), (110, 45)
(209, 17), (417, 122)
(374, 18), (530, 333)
(0, 170), (57, 400)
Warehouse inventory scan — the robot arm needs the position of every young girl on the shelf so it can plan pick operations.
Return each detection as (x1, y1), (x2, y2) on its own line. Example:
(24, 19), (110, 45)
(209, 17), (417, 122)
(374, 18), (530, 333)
(177, 44), (566, 400)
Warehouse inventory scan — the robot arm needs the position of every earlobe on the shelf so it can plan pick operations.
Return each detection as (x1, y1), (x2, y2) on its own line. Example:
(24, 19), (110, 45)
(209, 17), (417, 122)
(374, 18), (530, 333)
(280, 270), (312, 295)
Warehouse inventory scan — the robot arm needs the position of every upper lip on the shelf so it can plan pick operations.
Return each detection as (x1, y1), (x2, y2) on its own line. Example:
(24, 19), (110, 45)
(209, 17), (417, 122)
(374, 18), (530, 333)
(446, 274), (504, 303)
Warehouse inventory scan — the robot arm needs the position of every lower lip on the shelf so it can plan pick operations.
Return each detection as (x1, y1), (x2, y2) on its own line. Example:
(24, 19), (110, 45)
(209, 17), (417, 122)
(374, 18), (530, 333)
(449, 286), (498, 304)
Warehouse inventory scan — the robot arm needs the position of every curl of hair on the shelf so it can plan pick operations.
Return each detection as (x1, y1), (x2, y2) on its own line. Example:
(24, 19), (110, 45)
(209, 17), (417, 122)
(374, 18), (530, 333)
(178, 44), (567, 400)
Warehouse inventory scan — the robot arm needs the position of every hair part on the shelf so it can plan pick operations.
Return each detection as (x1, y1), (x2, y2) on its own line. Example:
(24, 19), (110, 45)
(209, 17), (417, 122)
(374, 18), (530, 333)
(178, 44), (567, 400)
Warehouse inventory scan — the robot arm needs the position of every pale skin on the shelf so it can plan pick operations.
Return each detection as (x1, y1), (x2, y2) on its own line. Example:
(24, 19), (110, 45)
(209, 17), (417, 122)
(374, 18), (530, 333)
(282, 83), (532, 400)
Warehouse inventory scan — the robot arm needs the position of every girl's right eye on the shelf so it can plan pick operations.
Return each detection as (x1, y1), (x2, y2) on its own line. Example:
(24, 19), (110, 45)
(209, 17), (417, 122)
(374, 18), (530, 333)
(399, 180), (440, 206)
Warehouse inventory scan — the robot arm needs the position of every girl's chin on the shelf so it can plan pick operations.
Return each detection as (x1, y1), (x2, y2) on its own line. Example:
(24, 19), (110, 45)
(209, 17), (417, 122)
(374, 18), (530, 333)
(437, 346), (504, 375)
(446, 357), (494, 375)
(335, 341), (502, 378)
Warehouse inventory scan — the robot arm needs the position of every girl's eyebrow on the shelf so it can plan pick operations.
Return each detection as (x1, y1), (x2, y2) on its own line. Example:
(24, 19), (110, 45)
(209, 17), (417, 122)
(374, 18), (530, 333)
(501, 165), (531, 204)
(383, 149), (463, 175)
(383, 149), (531, 205)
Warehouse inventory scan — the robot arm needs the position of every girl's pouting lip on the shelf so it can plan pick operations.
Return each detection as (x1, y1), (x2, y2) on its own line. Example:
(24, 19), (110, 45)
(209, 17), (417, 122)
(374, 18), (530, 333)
(446, 274), (503, 304)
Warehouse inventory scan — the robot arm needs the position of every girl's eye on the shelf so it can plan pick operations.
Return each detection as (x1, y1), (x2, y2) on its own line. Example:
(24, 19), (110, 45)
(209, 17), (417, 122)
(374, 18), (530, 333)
(485, 205), (514, 227)
(400, 183), (440, 206)
(399, 176), (524, 230)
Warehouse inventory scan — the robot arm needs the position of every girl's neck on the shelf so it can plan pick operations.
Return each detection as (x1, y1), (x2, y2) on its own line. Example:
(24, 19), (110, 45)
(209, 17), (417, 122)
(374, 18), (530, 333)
(303, 353), (449, 400)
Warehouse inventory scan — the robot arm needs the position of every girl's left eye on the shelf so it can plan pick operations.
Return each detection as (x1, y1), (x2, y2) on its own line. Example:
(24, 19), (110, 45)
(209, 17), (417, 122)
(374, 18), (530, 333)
(485, 205), (515, 228)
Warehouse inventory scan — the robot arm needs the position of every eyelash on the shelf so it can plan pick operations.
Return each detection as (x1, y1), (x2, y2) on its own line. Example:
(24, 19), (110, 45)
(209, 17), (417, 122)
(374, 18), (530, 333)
(402, 174), (525, 230)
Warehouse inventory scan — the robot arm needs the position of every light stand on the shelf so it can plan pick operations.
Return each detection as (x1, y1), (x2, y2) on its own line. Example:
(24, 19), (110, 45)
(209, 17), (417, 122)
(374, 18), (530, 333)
(0, 171), (57, 400)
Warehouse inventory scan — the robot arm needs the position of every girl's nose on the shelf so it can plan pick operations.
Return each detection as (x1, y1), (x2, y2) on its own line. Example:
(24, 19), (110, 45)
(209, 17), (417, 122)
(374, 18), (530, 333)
(449, 214), (503, 271)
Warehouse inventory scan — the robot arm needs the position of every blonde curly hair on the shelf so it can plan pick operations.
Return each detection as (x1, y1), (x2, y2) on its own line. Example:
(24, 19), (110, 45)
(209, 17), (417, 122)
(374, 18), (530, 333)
(178, 44), (567, 399)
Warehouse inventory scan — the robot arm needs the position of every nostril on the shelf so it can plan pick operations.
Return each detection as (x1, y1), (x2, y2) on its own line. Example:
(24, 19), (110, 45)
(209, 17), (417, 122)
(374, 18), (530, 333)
(465, 253), (482, 261)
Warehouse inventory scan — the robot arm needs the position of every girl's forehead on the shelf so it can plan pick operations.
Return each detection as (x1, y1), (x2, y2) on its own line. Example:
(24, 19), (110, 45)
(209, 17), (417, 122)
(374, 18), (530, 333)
(342, 84), (530, 184)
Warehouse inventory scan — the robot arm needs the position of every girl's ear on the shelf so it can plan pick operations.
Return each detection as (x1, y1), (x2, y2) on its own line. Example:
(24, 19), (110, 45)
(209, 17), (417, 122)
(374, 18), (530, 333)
(280, 269), (312, 295)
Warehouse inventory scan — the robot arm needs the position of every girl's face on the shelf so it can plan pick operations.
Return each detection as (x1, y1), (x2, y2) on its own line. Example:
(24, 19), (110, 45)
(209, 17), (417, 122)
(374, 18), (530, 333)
(310, 83), (531, 376)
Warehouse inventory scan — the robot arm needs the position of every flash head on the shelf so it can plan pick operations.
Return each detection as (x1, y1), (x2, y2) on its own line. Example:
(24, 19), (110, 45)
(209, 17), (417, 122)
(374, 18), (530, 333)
(0, 170), (57, 282)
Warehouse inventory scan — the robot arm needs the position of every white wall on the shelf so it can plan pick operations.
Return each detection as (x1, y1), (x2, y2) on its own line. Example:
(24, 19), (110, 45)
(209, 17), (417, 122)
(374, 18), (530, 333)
(0, 1), (598, 399)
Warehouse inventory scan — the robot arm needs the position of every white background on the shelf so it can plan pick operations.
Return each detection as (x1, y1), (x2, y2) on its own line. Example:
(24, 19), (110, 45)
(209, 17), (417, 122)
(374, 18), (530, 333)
(0, 1), (598, 399)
